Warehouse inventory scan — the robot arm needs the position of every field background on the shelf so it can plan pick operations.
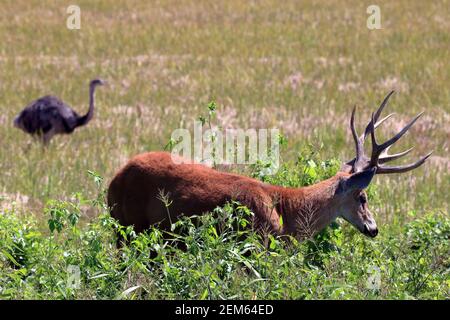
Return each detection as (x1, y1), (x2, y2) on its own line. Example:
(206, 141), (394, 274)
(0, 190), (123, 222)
(0, 0), (448, 299)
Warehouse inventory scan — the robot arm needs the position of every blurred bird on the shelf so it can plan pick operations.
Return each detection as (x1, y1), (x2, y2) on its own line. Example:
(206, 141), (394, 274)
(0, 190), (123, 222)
(14, 79), (105, 144)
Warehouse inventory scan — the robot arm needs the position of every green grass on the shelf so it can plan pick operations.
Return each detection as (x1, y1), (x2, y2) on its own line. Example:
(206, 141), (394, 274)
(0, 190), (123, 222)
(0, 0), (448, 299)
(0, 159), (448, 299)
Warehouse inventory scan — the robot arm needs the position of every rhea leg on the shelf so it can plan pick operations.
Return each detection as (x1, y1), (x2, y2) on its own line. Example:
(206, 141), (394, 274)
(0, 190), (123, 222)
(42, 131), (54, 146)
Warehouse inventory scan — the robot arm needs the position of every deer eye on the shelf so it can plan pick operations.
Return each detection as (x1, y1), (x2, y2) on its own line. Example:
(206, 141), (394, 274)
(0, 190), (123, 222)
(359, 195), (367, 204)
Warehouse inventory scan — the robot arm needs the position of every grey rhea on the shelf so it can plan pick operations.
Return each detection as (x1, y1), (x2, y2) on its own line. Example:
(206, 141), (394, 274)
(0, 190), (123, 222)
(14, 79), (105, 144)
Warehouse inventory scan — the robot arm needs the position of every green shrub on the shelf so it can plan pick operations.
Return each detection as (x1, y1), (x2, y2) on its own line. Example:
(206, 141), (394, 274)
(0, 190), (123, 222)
(0, 163), (448, 299)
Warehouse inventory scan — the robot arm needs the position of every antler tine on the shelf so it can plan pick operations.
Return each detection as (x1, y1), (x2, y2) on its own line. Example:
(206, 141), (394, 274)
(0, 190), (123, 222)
(375, 113), (395, 128)
(376, 152), (433, 174)
(379, 146), (414, 164)
(362, 113), (395, 139)
(378, 112), (424, 151)
(350, 105), (358, 146)
(369, 111), (425, 168)
(361, 91), (395, 139)
(346, 92), (431, 175)
(350, 106), (365, 172)
(368, 112), (384, 167)
(376, 90), (395, 120)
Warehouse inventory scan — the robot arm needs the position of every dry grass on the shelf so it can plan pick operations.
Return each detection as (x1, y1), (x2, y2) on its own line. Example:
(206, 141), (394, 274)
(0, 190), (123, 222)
(0, 1), (448, 225)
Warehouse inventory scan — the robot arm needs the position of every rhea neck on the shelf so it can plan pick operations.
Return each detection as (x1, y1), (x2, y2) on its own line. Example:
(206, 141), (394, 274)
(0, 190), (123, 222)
(76, 82), (100, 127)
(86, 83), (98, 122)
(268, 174), (345, 237)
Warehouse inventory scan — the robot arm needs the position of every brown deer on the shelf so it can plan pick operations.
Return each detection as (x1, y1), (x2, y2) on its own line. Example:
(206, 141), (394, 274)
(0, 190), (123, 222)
(107, 91), (431, 241)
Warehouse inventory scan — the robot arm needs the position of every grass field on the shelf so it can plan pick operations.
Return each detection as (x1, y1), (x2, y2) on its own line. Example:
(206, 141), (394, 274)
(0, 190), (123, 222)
(0, 1), (448, 299)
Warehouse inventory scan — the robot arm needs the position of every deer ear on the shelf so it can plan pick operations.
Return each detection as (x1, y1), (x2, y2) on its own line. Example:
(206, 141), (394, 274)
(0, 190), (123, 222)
(342, 168), (376, 192)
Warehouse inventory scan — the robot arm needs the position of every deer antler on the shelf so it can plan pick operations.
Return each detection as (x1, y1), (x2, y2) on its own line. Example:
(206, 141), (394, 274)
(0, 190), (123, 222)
(347, 91), (432, 174)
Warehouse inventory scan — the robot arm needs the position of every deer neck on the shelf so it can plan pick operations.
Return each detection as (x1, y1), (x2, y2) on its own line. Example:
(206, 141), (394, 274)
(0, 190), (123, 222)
(269, 175), (344, 238)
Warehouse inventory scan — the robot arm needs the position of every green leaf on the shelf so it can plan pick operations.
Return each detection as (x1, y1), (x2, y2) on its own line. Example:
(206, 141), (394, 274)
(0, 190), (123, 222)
(119, 285), (142, 300)
(1, 250), (20, 266)
(200, 288), (209, 300)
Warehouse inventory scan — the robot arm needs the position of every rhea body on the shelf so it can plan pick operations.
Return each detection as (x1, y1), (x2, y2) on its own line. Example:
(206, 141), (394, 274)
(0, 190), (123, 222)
(14, 79), (105, 144)
(108, 92), (431, 240)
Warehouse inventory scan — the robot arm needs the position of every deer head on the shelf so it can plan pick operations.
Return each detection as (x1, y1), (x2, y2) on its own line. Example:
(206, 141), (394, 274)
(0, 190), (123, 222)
(335, 91), (432, 237)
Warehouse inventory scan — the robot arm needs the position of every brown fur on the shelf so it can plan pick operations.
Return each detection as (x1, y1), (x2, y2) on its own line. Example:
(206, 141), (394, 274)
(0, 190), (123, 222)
(107, 152), (374, 239)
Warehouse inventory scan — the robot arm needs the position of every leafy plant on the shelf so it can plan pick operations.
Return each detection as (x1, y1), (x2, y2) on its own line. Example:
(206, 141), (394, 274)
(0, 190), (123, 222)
(0, 166), (447, 299)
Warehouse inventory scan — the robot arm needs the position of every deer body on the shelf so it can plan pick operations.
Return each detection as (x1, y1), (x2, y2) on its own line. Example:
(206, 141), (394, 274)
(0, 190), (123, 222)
(108, 92), (431, 240)
(108, 152), (372, 238)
